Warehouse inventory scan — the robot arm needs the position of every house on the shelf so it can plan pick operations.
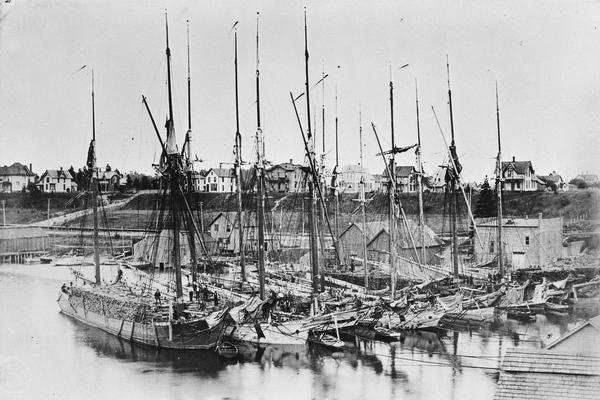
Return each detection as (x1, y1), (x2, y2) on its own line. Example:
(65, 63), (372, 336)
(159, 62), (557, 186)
(372, 174), (385, 192)
(97, 169), (122, 192)
(494, 347), (600, 400)
(204, 167), (235, 193)
(538, 171), (567, 191)
(337, 164), (374, 193)
(191, 170), (207, 192)
(573, 173), (599, 188)
(474, 214), (563, 269)
(382, 165), (418, 193)
(546, 315), (600, 353)
(338, 221), (388, 265)
(366, 219), (447, 279)
(0, 162), (36, 192)
(206, 211), (279, 254)
(37, 168), (76, 193)
(265, 160), (306, 193)
(501, 157), (539, 192)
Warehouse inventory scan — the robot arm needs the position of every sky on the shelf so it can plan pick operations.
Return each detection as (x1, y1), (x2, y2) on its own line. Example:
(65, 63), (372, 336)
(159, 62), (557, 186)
(0, 0), (598, 182)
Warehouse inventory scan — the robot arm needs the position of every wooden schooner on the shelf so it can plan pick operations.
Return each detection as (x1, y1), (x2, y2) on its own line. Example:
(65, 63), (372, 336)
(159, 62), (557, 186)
(57, 16), (231, 350)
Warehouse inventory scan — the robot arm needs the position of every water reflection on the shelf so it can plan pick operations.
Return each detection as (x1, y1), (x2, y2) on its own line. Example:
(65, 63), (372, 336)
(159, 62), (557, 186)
(64, 317), (230, 376)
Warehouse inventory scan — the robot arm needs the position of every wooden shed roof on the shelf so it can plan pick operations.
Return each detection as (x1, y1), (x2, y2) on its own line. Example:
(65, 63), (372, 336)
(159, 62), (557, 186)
(494, 348), (600, 400)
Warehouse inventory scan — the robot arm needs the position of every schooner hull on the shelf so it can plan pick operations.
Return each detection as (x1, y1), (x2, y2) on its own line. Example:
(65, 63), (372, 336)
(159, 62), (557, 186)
(225, 321), (309, 346)
(58, 292), (228, 350)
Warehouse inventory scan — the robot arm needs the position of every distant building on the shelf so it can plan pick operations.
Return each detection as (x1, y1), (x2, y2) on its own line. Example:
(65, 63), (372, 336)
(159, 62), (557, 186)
(538, 171), (567, 191)
(192, 170), (207, 192)
(367, 219), (446, 278)
(97, 169), (122, 192)
(205, 168), (235, 193)
(338, 221), (388, 265)
(37, 168), (76, 193)
(265, 160), (305, 193)
(206, 211), (279, 254)
(474, 214), (563, 269)
(382, 165), (418, 193)
(0, 162), (35, 192)
(501, 157), (540, 192)
(574, 173), (599, 187)
(337, 164), (374, 193)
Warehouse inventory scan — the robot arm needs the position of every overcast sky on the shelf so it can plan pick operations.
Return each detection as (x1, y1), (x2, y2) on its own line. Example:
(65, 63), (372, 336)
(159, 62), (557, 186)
(0, 0), (598, 182)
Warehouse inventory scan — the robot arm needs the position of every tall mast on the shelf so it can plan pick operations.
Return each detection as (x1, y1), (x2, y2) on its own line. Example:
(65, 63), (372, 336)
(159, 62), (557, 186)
(165, 13), (183, 298)
(389, 66), (397, 299)
(321, 62), (326, 154)
(91, 70), (100, 285)
(447, 57), (460, 278)
(415, 80), (426, 266)
(233, 25), (246, 280)
(304, 8), (319, 294)
(495, 82), (504, 279)
(334, 87), (340, 257)
(255, 13), (266, 299)
(185, 20), (198, 283)
(359, 107), (369, 289)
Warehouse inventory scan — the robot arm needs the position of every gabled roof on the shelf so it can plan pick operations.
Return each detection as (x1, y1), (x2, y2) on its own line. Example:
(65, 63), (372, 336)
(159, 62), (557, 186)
(382, 165), (416, 179)
(501, 160), (534, 175)
(366, 219), (444, 249)
(340, 221), (388, 241)
(97, 170), (121, 180)
(494, 348), (600, 400)
(0, 162), (35, 177)
(546, 315), (600, 351)
(40, 169), (74, 180)
(208, 168), (233, 178)
(538, 174), (564, 184)
(268, 162), (304, 173)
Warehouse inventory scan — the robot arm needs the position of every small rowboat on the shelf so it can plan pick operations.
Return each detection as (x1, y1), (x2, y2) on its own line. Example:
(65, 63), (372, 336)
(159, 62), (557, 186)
(374, 326), (401, 342)
(507, 309), (536, 322)
(216, 341), (238, 359)
(310, 333), (345, 351)
(544, 301), (570, 316)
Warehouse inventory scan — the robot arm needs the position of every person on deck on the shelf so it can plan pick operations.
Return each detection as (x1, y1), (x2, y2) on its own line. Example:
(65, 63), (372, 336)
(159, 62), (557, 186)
(213, 292), (219, 307)
(189, 290), (194, 302)
(154, 289), (161, 304)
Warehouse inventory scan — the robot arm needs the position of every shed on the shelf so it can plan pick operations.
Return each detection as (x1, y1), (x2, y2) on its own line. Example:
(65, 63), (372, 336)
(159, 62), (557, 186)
(494, 347), (600, 400)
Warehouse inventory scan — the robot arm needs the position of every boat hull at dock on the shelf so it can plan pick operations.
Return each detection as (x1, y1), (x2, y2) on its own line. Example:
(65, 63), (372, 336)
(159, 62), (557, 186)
(57, 292), (229, 350)
(225, 320), (309, 346)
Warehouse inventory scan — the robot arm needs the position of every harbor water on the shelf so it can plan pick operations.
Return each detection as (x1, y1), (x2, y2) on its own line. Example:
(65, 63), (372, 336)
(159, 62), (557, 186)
(0, 263), (587, 400)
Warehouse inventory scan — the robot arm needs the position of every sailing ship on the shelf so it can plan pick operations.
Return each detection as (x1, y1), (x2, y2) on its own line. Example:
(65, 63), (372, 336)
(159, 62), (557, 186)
(58, 17), (231, 350)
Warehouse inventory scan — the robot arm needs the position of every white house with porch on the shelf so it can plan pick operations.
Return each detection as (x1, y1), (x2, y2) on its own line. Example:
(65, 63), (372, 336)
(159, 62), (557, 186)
(37, 168), (76, 193)
(0, 162), (35, 192)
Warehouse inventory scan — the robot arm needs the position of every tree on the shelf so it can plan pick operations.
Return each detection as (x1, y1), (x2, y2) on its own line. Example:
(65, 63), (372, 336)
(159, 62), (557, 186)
(569, 178), (587, 189)
(105, 164), (112, 172)
(474, 176), (497, 218)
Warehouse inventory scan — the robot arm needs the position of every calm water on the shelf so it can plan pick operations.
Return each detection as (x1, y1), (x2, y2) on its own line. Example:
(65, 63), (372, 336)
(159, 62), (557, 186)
(0, 264), (586, 400)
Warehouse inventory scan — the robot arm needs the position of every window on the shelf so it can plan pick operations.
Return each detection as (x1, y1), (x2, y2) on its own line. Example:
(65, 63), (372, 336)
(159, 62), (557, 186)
(525, 236), (530, 245)
(46, 177), (50, 183)
(490, 240), (495, 253)
(226, 225), (231, 233)
(214, 223), (219, 232)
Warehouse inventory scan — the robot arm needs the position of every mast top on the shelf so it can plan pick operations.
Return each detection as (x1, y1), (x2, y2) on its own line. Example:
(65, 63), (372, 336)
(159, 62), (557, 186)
(186, 20), (190, 77)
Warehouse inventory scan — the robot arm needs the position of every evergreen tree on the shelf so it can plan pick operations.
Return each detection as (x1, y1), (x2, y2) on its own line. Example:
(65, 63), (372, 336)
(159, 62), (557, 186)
(475, 176), (497, 217)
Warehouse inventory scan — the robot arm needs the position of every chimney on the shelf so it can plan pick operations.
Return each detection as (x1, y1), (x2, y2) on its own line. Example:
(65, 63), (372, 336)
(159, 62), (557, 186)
(512, 156), (515, 162)
(289, 158), (293, 164)
(29, 163), (32, 173)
